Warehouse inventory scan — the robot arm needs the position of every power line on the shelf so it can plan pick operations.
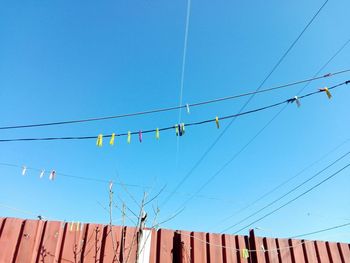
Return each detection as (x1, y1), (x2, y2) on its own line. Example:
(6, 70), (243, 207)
(213, 138), (350, 231)
(220, 150), (350, 233)
(209, 37), (350, 230)
(170, 37), (350, 214)
(0, 80), (348, 143)
(177, 0), (191, 124)
(0, 70), (346, 132)
(290, 222), (350, 239)
(232, 162), (350, 234)
(160, 0), (330, 207)
(176, 0), (192, 167)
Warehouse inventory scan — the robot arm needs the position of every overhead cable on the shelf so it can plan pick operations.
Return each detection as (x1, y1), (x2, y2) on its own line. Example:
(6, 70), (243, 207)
(0, 80), (348, 143)
(0, 70), (347, 131)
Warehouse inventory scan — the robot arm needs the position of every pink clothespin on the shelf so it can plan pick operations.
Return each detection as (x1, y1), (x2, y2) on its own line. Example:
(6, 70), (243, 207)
(139, 130), (143, 143)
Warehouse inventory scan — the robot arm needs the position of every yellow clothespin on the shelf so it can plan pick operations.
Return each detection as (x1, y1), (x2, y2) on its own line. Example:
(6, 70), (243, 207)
(96, 134), (103, 147)
(76, 222), (80, 231)
(175, 125), (179, 136)
(110, 133), (115, 146)
(215, 116), (220, 129)
(319, 87), (332, 99)
(70, 222), (74, 232)
(242, 248), (249, 259)
(180, 123), (185, 136)
(127, 131), (131, 144)
(155, 128), (160, 140)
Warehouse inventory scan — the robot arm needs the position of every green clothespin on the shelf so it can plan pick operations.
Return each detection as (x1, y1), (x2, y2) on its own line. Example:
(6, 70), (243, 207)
(155, 128), (160, 140)
(242, 248), (249, 259)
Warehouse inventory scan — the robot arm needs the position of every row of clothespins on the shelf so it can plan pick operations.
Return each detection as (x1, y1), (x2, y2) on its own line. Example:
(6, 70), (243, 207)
(22, 166), (56, 180)
(95, 87), (332, 147)
(67, 221), (84, 232)
(288, 87), (332, 107)
(96, 118), (220, 147)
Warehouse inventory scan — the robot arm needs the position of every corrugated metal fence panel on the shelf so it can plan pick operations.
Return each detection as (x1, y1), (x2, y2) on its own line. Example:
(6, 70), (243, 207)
(0, 217), (349, 263)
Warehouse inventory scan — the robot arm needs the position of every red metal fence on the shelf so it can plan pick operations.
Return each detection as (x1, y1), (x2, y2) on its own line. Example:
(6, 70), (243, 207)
(0, 217), (349, 262)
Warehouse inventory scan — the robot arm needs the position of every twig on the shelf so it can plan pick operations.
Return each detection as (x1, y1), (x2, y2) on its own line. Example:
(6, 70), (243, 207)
(144, 185), (167, 206)
(115, 172), (142, 209)
(108, 182), (119, 262)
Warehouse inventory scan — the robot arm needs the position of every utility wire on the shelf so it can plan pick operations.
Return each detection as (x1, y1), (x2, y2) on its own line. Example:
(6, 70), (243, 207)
(0, 80), (348, 143)
(177, 0), (191, 124)
(176, 0), (192, 163)
(214, 137), (350, 230)
(169, 37), (350, 213)
(210, 37), (350, 230)
(233, 162), (350, 234)
(160, 0), (330, 207)
(0, 70), (346, 131)
(290, 222), (350, 239)
(220, 150), (350, 233)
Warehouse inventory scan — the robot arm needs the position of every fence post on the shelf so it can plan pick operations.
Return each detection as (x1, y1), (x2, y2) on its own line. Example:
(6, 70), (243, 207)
(249, 229), (258, 263)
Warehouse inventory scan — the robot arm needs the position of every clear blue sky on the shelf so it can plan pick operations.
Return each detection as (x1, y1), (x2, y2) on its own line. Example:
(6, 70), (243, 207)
(0, 0), (349, 243)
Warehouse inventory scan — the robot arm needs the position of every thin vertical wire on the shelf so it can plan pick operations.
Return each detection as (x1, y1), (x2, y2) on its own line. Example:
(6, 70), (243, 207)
(176, 0), (192, 165)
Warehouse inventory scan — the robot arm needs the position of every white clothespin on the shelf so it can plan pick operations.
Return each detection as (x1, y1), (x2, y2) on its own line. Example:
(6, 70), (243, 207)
(186, 103), (190, 114)
(49, 170), (56, 181)
(22, 166), (27, 176)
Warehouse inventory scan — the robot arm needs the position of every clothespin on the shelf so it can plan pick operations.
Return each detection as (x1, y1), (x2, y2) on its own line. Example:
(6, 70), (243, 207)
(186, 103), (190, 114)
(242, 248), (249, 259)
(22, 166), (27, 176)
(109, 181), (113, 191)
(96, 134), (103, 147)
(139, 130), (143, 143)
(76, 222), (80, 231)
(288, 96), (301, 107)
(110, 133), (115, 146)
(261, 244), (266, 253)
(70, 222), (74, 232)
(319, 87), (332, 99)
(49, 170), (56, 181)
(215, 116), (220, 129)
(39, 170), (45, 178)
(178, 124), (182, 136)
(155, 128), (160, 140)
(175, 124), (179, 136)
(179, 123), (185, 136)
(127, 131), (131, 144)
